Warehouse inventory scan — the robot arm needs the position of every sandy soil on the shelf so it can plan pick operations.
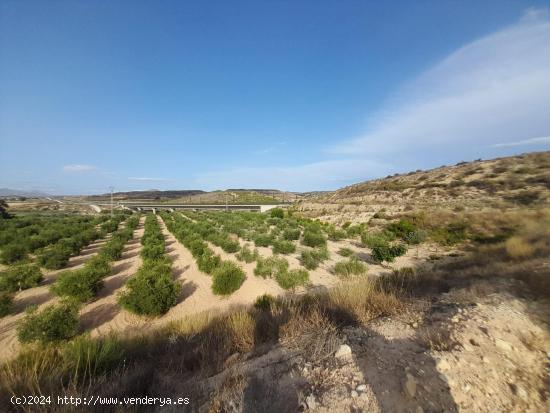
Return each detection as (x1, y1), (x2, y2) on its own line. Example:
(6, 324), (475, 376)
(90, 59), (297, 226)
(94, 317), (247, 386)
(0, 237), (107, 361)
(0, 214), (454, 362)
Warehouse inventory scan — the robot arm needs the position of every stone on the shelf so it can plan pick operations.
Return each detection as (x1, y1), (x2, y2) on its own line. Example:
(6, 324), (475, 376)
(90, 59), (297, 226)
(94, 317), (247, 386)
(436, 359), (451, 371)
(351, 390), (359, 398)
(416, 407), (424, 413)
(335, 344), (352, 359)
(356, 384), (367, 392)
(306, 394), (317, 410)
(404, 373), (417, 398)
(495, 338), (513, 352)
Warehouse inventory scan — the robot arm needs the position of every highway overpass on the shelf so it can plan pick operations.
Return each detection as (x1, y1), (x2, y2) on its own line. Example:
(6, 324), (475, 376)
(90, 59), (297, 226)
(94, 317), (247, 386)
(119, 203), (288, 213)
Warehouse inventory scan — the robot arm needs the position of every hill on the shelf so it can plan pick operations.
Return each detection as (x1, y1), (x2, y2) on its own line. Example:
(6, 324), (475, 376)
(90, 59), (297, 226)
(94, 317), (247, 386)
(297, 151), (550, 223)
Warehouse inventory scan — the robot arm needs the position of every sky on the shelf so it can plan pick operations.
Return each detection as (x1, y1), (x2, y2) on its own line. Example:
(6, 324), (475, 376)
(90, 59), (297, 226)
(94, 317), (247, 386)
(1, 0), (550, 195)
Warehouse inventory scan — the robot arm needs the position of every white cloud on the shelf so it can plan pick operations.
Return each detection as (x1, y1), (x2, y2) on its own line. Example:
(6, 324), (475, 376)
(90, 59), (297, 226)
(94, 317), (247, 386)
(128, 177), (172, 182)
(194, 159), (392, 191)
(62, 164), (97, 172)
(329, 8), (550, 156)
(491, 136), (550, 148)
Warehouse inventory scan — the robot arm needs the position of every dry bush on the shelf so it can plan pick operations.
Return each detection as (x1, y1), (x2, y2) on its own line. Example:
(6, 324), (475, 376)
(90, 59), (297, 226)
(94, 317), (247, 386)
(326, 278), (403, 323)
(226, 310), (255, 353)
(208, 373), (248, 413)
(505, 236), (535, 259)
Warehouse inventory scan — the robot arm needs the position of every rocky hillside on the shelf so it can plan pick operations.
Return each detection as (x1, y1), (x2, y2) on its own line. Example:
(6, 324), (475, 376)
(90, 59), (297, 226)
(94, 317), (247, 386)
(297, 151), (550, 223)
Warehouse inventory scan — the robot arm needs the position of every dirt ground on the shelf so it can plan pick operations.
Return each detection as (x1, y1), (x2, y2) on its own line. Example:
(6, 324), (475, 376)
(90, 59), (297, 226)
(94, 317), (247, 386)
(0, 213), (445, 362)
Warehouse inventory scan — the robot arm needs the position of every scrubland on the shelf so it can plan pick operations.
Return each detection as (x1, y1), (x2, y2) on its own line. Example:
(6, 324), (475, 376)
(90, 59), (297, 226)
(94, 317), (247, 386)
(0, 151), (548, 412)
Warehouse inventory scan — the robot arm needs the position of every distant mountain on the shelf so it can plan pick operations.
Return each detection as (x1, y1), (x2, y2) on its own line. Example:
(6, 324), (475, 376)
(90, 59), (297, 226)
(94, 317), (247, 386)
(0, 188), (50, 198)
(86, 189), (206, 200)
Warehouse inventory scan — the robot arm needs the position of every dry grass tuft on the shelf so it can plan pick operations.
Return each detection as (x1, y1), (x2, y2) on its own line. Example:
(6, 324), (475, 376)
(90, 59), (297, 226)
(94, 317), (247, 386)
(505, 236), (535, 259)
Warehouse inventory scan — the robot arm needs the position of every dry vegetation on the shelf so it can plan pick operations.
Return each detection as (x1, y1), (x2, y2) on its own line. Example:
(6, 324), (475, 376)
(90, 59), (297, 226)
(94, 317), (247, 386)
(0, 152), (549, 412)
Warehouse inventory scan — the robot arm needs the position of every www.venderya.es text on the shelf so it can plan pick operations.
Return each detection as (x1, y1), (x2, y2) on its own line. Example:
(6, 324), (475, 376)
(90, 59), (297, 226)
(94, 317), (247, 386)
(11, 395), (190, 407)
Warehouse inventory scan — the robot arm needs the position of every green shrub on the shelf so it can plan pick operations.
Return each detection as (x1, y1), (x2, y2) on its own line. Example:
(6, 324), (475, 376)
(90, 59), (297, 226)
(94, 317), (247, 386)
(236, 245), (259, 263)
(361, 232), (389, 248)
(328, 228), (347, 241)
(211, 261), (246, 295)
(17, 301), (80, 343)
(404, 229), (427, 245)
(300, 247), (329, 270)
(282, 228), (301, 240)
(100, 239), (126, 261)
(37, 244), (72, 270)
(270, 208), (285, 219)
(140, 242), (165, 261)
(371, 243), (408, 263)
(197, 250), (221, 274)
(272, 240), (296, 254)
(0, 264), (43, 292)
(346, 224), (365, 237)
(276, 269), (309, 290)
(254, 294), (276, 310)
(254, 233), (274, 247)
(85, 255), (112, 278)
(51, 269), (103, 302)
(254, 256), (289, 278)
(0, 243), (27, 264)
(337, 247), (354, 257)
(302, 229), (326, 247)
(0, 292), (13, 317)
(221, 238), (240, 254)
(333, 257), (367, 277)
(430, 222), (469, 245)
(119, 262), (180, 316)
(386, 219), (417, 239)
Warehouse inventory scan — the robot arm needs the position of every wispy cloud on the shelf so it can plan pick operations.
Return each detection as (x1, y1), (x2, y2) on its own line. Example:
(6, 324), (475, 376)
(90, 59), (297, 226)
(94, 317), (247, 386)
(62, 164), (97, 172)
(329, 8), (550, 156)
(128, 177), (172, 182)
(255, 141), (287, 155)
(194, 159), (392, 191)
(491, 136), (550, 148)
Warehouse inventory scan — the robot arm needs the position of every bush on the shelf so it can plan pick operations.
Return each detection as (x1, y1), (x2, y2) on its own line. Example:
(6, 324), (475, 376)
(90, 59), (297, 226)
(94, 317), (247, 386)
(0, 264), (43, 292)
(300, 247), (329, 270)
(430, 222), (469, 245)
(270, 208), (284, 219)
(276, 269), (309, 290)
(197, 250), (221, 274)
(282, 228), (301, 240)
(403, 229), (427, 245)
(119, 261), (181, 316)
(0, 292), (13, 317)
(371, 243), (407, 263)
(254, 256), (289, 278)
(254, 233), (274, 247)
(361, 232), (389, 248)
(0, 243), (27, 264)
(140, 242), (165, 261)
(85, 255), (112, 278)
(51, 269), (103, 302)
(333, 257), (367, 277)
(37, 244), (72, 269)
(211, 262), (246, 295)
(236, 245), (259, 263)
(272, 240), (296, 254)
(328, 228), (347, 241)
(17, 301), (80, 343)
(386, 219), (417, 239)
(337, 247), (354, 257)
(302, 229), (326, 247)
(62, 334), (124, 377)
(100, 239), (126, 261)
(254, 294), (276, 310)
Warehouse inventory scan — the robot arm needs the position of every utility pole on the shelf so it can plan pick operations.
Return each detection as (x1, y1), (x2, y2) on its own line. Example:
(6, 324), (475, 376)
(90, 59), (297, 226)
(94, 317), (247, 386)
(109, 186), (114, 217)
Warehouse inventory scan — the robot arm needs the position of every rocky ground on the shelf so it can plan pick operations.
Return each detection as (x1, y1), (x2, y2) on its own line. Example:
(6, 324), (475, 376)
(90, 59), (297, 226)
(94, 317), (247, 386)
(181, 282), (550, 413)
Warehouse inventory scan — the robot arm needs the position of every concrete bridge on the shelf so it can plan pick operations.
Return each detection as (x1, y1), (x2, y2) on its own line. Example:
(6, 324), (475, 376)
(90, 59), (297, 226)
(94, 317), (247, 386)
(119, 203), (287, 213)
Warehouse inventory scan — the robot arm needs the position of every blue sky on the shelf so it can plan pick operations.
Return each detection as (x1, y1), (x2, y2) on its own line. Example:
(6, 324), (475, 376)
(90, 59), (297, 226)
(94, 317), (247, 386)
(1, 1), (549, 195)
